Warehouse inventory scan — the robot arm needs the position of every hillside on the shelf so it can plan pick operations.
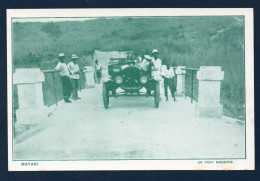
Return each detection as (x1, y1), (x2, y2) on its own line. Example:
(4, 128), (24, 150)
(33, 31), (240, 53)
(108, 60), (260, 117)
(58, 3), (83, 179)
(12, 16), (245, 119)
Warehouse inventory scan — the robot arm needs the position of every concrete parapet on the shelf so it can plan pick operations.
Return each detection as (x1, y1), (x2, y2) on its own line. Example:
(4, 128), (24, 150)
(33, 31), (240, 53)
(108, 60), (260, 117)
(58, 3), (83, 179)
(196, 66), (224, 117)
(83, 66), (95, 88)
(175, 66), (186, 96)
(13, 68), (49, 126)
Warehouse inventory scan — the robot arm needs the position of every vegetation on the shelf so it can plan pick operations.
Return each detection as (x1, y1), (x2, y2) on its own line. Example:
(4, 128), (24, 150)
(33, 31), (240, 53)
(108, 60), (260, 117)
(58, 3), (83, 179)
(12, 16), (245, 119)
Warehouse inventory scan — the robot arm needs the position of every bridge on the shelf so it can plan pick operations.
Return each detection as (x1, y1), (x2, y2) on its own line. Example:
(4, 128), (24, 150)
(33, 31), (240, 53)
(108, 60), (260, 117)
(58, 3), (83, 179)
(12, 66), (245, 160)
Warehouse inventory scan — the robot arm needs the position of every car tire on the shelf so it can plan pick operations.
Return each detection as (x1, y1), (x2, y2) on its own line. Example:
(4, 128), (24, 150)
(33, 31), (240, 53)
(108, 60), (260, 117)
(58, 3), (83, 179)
(154, 81), (160, 108)
(103, 82), (109, 109)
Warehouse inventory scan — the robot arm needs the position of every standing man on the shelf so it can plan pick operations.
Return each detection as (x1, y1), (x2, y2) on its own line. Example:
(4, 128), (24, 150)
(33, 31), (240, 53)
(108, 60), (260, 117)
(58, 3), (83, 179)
(143, 49), (162, 76)
(94, 60), (102, 84)
(145, 49), (163, 97)
(67, 54), (81, 100)
(54, 53), (72, 103)
(161, 63), (177, 101)
(150, 49), (162, 77)
(151, 49), (163, 100)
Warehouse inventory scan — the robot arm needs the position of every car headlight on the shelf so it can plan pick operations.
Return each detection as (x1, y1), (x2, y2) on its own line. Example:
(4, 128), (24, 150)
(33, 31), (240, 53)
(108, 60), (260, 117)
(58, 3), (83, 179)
(115, 76), (123, 84)
(140, 76), (148, 84)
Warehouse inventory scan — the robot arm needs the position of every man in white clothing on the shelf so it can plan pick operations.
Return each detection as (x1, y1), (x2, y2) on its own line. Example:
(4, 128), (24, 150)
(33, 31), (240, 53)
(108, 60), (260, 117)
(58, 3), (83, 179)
(142, 49), (162, 76)
(67, 54), (81, 100)
(54, 53), (72, 103)
(161, 63), (177, 101)
(144, 49), (163, 97)
(150, 49), (162, 77)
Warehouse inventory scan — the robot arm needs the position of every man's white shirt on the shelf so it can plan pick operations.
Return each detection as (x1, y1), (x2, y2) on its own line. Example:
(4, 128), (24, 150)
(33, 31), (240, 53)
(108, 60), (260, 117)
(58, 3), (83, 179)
(151, 57), (162, 71)
(161, 65), (175, 78)
(151, 57), (162, 77)
(67, 62), (80, 79)
(55, 62), (70, 77)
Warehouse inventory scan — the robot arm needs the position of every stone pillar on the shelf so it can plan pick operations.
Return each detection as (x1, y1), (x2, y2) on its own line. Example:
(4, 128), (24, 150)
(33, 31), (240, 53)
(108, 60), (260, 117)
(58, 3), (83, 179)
(13, 68), (49, 125)
(175, 66), (186, 96)
(83, 66), (95, 88)
(100, 66), (110, 82)
(195, 66), (224, 117)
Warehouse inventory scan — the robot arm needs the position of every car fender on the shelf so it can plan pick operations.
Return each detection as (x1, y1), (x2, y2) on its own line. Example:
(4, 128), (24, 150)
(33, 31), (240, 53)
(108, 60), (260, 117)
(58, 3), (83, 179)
(101, 75), (112, 83)
(153, 75), (163, 81)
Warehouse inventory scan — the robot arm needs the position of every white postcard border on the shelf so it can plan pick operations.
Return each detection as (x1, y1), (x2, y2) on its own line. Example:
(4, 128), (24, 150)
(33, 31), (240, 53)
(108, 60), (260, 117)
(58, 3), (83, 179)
(7, 8), (254, 171)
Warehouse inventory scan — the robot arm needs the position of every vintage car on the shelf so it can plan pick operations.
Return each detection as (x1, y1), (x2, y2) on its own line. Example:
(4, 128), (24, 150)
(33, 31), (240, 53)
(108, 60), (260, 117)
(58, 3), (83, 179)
(102, 57), (160, 109)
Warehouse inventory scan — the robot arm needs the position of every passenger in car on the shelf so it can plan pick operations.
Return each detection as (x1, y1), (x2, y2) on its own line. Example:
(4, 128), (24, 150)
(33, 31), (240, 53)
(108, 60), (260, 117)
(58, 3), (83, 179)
(137, 49), (150, 71)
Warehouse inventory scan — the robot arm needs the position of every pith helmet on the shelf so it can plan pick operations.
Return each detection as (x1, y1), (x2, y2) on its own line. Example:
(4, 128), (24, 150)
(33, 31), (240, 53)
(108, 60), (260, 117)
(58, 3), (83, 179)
(58, 53), (65, 57)
(72, 54), (79, 59)
(152, 49), (159, 54)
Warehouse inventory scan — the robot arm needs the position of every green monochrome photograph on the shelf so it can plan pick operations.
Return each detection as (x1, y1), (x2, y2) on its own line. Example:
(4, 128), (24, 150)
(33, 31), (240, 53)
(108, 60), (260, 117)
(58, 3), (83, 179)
(7, 9), (254, 170)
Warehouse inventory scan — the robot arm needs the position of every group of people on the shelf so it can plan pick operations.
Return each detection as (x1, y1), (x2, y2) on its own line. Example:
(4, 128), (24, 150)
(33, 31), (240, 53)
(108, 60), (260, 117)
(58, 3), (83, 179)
(55, 49), (177, 103)
(55, 52), (103, 103)
(136, 49), (177, 101)
(54, 53), (81, 103)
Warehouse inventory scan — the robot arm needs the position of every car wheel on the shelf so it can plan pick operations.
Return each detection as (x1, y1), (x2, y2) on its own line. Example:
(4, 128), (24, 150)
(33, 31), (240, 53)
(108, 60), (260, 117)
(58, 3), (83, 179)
(103, 82), (109, 109)
(154, 81), (160, 108)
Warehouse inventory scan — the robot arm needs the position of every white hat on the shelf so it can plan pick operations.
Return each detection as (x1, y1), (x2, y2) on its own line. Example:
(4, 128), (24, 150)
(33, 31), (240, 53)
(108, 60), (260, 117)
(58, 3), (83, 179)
(58, 53), (65, 57)
(152, 49), (159, 54)
(72, 54), (79, 59)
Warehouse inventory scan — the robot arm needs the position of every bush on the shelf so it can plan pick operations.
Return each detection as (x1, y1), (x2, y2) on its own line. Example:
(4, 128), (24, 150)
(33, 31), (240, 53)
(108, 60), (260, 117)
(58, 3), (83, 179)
(41, 22), (62, 38)
(13, 52), (41, 68)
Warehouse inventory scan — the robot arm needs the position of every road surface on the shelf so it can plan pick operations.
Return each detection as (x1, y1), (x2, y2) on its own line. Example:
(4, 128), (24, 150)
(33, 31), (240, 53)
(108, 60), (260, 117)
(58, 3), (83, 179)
(13, 84), (245, 160)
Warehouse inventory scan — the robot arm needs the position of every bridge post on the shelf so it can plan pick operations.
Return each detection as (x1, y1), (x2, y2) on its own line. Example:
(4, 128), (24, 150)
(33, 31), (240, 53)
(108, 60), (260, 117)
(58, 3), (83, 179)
(101, 66), (109, 83)
(13, 68), (49, 131)
(196, 66), (224, 117)
(175, 66), (186, 96)
(83, 66), (95, 88)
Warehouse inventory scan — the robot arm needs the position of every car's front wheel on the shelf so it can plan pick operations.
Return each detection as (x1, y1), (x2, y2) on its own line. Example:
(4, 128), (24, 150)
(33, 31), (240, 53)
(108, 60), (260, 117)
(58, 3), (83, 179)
(102, 82), (109, 109)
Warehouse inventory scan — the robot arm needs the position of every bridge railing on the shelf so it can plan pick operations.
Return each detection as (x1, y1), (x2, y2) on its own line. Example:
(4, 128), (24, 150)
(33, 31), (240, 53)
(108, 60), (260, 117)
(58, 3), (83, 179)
(78, 68), (86, 91)
(42, 68), (86, 107)
(182, 68), (199, 103)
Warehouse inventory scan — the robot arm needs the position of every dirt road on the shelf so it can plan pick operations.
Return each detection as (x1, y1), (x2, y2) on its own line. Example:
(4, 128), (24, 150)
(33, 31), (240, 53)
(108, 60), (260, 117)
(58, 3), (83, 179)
(13, 85), (245, 160)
